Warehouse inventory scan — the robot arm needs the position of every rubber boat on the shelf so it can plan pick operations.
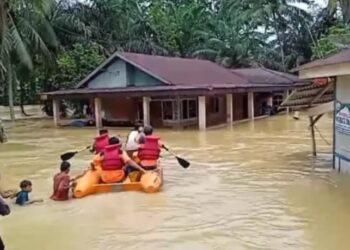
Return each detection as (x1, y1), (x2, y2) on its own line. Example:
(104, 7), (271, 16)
(73, 162), (163, 198)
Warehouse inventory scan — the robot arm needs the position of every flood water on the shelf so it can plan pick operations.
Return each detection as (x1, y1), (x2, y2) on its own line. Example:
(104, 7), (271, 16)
(1, 114), (349, 250)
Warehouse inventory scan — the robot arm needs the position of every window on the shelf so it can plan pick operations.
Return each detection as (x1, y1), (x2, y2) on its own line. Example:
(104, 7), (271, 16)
(162, 99), (197, 121)
(182, 100), (189, 119)
(181, 99), (197, 120)
(162, 101), (174, 120)
(188, 100), (197, 118)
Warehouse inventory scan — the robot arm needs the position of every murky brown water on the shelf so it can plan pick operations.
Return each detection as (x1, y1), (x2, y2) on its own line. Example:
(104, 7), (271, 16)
(1, 114), (349, 250)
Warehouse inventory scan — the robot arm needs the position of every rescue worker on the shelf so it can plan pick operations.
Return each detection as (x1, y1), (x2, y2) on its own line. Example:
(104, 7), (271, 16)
(133, 125), (163, 170)
(91, 129), (109, 154)
(92, 137), (144, 183)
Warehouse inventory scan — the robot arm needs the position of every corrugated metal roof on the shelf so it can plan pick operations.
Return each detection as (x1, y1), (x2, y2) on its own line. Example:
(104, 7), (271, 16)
(294, 49), (350, 72)
(77, 52), (249, 88)
(231, 68), (298, 85)
(280, 82), (334, 108)
(119, 52), (250, 86)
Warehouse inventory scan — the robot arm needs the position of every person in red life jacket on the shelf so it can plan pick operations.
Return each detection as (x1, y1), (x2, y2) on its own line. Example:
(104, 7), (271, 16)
(130, 125), (163, 173)
(50, 161), (85, 201)
(92, 137), (144, 183)
(91, 129), (109, 154)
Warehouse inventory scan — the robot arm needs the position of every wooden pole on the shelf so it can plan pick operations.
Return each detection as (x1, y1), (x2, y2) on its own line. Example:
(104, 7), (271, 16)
(94, 97), (102, 128)
(310, 116), (317, 156)
(142, 96), (150, 126)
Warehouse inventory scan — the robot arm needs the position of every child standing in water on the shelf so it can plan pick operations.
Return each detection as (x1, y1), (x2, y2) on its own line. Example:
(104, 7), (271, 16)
(15, 180), (43, 206)
(51, 161), (85, 201)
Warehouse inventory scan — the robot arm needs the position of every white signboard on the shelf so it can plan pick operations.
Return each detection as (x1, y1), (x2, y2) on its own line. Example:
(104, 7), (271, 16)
(335, 101), (350, 136)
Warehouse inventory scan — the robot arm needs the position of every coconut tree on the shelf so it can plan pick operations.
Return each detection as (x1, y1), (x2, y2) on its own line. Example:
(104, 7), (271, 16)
(0, 0), (57, 120)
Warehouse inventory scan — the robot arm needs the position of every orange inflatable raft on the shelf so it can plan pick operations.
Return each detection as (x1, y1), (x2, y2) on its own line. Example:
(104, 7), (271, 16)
(73, 163), (163, 198)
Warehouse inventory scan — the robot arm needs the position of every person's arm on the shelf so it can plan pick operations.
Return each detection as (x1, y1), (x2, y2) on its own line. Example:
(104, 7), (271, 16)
(26, 199), (44, 205)
(122, 151), (146, 172)
(70, 171), (87, 182)
(0, 189), (17, 199)
(89, 141), (96, 153)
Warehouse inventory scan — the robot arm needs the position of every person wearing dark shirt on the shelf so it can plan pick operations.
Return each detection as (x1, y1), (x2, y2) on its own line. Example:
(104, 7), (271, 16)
(0, 185), (10, 250)
(15, 180), (43, 206)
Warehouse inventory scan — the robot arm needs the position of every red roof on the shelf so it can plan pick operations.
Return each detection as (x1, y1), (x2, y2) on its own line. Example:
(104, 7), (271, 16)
(119, 52), (249, 86)
(77, 52), (249, 88)
(231, 68), (298, 85)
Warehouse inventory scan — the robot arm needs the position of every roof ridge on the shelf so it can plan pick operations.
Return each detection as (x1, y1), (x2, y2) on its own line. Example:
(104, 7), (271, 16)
(229, 69), (253, 84)
(117, 53), (173, 85)
(261, 67), (296, 83)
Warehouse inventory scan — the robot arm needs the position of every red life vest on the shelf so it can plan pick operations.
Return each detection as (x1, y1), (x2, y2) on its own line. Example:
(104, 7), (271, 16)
(102, 144), (124, 171)
(138, 135), (161, 162)
(95, 134), (109, 153)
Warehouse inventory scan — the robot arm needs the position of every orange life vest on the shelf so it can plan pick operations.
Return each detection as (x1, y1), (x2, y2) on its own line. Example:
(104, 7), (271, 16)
(100, 144), (125, 183)
(102, 144), (124, 171)
(138, 135), (161, 168)
(95, 134), (109, 153)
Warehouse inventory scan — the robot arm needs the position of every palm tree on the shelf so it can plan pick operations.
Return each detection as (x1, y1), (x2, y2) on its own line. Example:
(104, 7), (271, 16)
(0, 0), (57, 120)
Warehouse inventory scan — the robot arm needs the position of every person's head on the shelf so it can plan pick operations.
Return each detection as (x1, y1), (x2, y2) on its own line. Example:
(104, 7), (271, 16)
(20, 180), (32, 192)
(143, 125), (153, 136)
(134, 123), (143, 132)
(60, 161), (71, 173)
(99, 129), (108, 135)
(109, 136), (120, 145)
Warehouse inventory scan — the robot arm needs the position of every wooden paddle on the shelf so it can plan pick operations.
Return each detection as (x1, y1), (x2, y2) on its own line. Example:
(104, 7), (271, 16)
(60, 146), (91, 161)
(162, 145), (190, 168)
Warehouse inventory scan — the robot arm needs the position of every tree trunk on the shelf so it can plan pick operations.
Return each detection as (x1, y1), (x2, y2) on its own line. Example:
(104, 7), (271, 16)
(272, 11), (286, 72)
(19, 80), (30, 116)
(7, 65), (15, 121)
(340, 0), (350, 23)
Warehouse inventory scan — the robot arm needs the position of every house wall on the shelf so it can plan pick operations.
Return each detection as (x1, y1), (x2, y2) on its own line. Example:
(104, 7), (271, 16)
(127, 65), (162, 86)
(334, 75), (350, 174)
(232, 93), (248, 121)
(206, 95), (226, 127)
(101, 97), (139, 121)
(87, 59), (163, 89)
(88, 60), (127, 88)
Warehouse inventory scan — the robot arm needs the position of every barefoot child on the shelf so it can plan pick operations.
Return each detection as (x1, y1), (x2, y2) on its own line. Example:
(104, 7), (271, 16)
(15, 180), (43, 206)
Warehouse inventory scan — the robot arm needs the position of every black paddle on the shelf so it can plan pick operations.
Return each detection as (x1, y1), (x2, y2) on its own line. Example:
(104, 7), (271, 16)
(60, 146), (91, 161)
(162, 145), (190, 168)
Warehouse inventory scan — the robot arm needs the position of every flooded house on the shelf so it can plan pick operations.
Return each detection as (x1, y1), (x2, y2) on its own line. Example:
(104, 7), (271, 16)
(41, 52), (297, 130)
(281, 49), (350, 173)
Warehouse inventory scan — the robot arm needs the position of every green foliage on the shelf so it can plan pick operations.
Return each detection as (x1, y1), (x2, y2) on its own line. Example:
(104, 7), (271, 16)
(52, 43), (105, 90)
(312, 25), (350, 59)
